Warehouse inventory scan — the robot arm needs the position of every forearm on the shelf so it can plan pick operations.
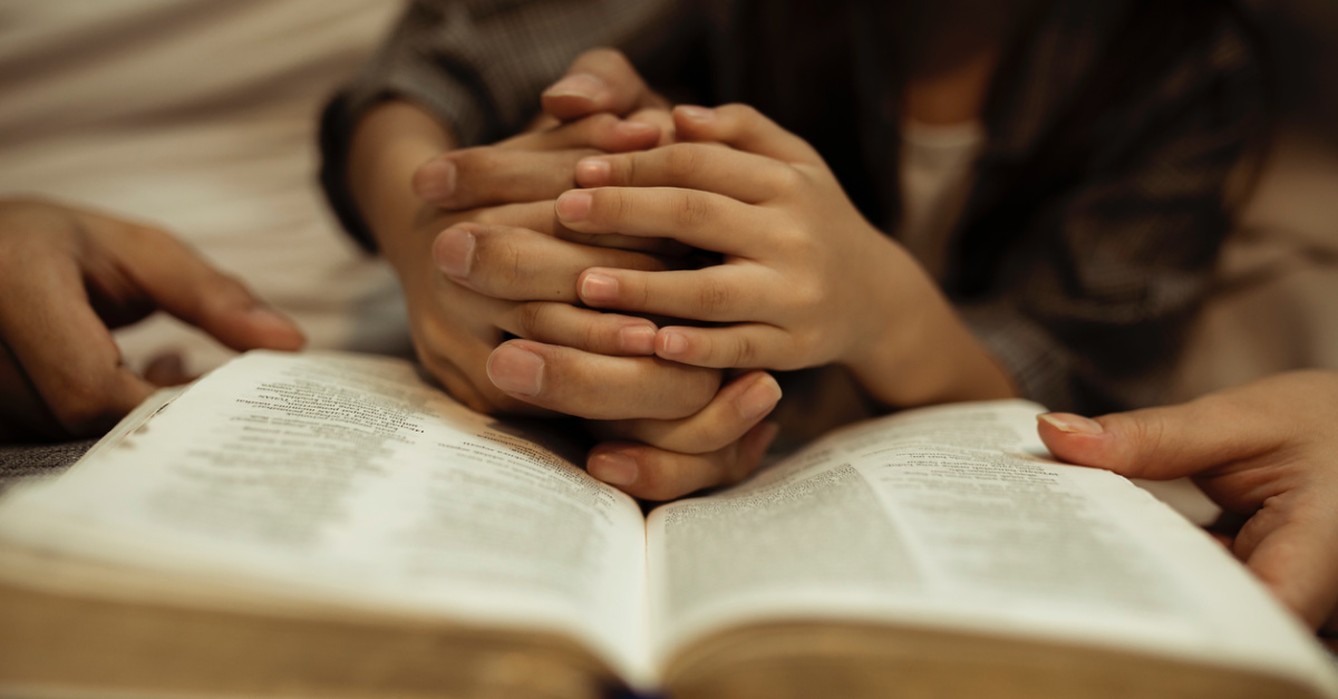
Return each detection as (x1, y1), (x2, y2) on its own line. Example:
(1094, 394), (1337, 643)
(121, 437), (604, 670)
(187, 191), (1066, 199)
(847, 242), (1017, 410)
(855, 312), (1017, 410)
(346, 100), (456, 269)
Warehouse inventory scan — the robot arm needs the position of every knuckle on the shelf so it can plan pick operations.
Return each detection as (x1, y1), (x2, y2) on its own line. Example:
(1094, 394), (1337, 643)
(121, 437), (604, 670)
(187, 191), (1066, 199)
(471, 234), (524, 292)
(729, 336), (760, 367)
(662, 144), (702, 179)
(673, 191), (711, 229)
(789, 277), (825, 311)
(763, 165), (805, 195)
(695, 279), (734, 317)
(576, 314), (609, 352)
(590, 188), (628, 225)
(618, 152), (638, 187)
(626, 275), (654, 310)
(511, 302), (546, 338)
(1125, 414), (1166, 454)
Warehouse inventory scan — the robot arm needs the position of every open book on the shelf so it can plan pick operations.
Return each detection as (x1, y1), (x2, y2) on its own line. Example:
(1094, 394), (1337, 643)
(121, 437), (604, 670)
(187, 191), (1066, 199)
(1, 351), (1334, 699)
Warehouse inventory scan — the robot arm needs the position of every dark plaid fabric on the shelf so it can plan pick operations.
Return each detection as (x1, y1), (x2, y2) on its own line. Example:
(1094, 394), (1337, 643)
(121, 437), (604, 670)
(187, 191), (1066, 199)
(320, 0), (1265, 413)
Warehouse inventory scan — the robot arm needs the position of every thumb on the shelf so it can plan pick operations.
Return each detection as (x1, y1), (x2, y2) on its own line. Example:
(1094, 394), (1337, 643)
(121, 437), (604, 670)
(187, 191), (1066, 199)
(118, 228), (306, 353)
(541, 48), (668, 121)
(1037, 397), (1281, 481)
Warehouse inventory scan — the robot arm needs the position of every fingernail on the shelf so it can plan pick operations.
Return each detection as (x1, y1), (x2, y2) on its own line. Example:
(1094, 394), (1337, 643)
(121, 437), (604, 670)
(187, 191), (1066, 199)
(415, 159), (456, 202)
(737, 375), (782, 421)
(487, 345), (544, 397)
(575, 158), (611, 186)
(618, 324), (656, 354)
(543, 73), (605, 101)
(1038, 412), (1104, 436)
(589, 452), (638, 486)
(556, 191), (594, 221)
(434, 227), (475, 279)
(580, 272), (619, 303)
(676, 105), (715, 122)
(659, 329), (688, 357)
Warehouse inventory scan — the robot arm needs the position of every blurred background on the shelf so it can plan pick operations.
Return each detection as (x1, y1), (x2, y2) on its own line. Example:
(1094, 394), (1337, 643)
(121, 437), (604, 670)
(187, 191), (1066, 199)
(1168, 0), (1338, 400)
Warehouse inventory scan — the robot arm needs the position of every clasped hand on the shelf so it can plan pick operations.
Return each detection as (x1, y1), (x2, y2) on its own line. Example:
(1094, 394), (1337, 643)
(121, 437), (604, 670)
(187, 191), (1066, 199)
(400, 50), (784, 500)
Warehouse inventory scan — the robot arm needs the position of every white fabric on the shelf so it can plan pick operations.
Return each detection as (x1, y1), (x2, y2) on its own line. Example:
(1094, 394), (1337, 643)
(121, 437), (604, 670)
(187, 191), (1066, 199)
(0, 0), (411, 375)
(897, 118), (985, 280)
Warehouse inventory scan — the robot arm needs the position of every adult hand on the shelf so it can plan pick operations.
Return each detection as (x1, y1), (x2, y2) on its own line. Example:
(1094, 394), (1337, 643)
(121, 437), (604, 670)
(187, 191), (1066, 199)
(578, 369), (782, 501)
(435, 201), (776, 501)
(355, 103), (716, 417)
(540, 47), (671, 125)
(360, 76), (775, 501)
(0, 197), (304, 441)
(412, 107), (665, 220)
(1038, 371), (1338, 632)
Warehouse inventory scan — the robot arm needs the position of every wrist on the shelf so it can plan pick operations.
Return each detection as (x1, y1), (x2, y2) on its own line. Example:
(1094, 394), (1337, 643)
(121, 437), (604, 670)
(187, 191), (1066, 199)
(844, 247), (1015, 409)
(347, 100), (456, 268)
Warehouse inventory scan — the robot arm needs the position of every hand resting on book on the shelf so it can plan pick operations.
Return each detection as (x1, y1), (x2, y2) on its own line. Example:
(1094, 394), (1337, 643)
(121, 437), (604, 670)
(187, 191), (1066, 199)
(0, 197), (305, 441)
(1039, 370), (1338, 633)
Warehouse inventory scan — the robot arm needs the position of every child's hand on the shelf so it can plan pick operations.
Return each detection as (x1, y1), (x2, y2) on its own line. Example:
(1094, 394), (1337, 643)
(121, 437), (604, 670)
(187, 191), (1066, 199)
(558, 104), (1013, 409)
(357, 92), (777, 502)
(1039, 371), (1338, 632)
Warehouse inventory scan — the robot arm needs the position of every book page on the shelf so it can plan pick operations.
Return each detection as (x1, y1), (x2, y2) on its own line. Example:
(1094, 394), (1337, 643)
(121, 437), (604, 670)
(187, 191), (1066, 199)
(0, 351), (651, 684)
(647, 400), (1337, 691)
